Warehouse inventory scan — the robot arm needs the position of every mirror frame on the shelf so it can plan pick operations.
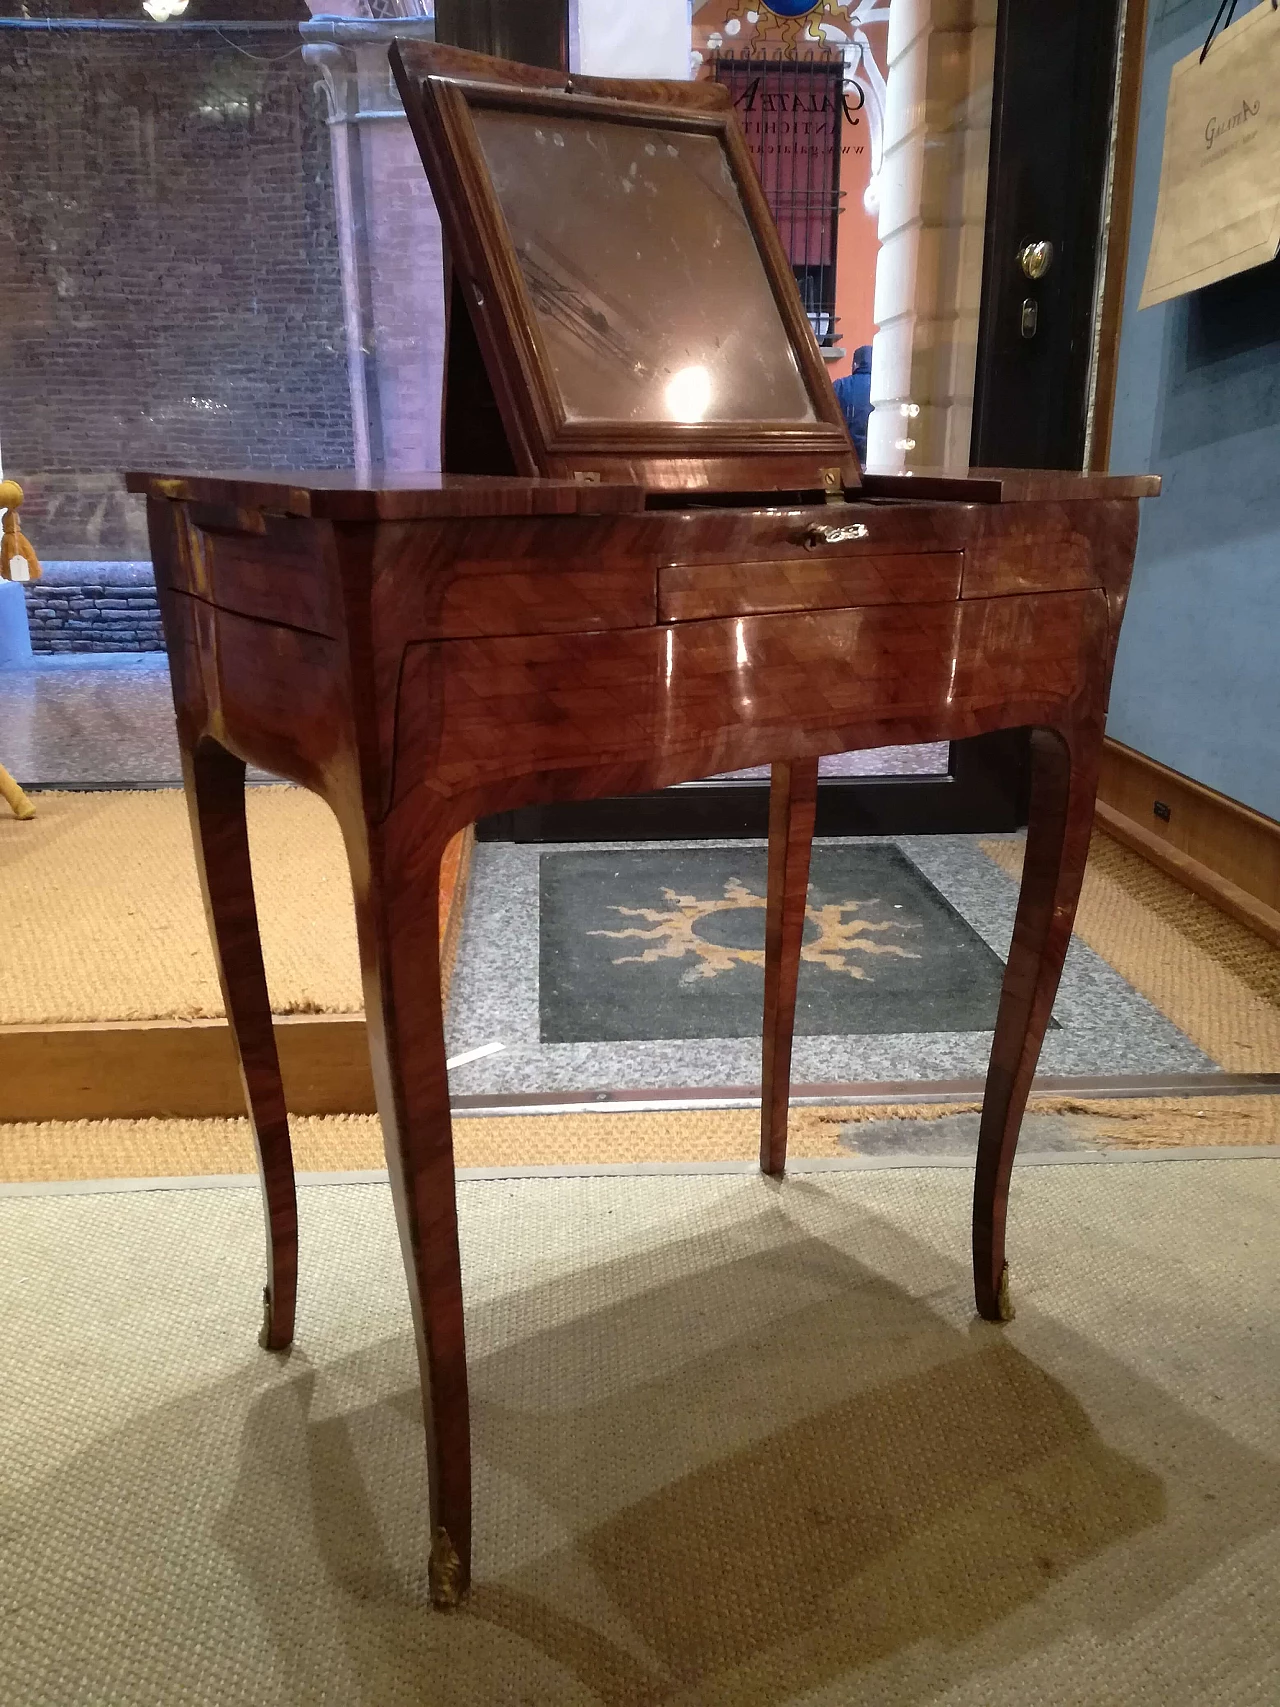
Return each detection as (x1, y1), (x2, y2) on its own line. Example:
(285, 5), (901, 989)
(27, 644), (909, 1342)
(393, 42), (860, 495)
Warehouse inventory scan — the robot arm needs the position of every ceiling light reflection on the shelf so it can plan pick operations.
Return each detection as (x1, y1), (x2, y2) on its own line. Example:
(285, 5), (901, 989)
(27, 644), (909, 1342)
(665, 365), (713, 423)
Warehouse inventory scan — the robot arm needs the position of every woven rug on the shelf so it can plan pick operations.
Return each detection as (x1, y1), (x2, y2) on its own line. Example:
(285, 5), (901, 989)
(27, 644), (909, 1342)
(0, 787), (469, 1023)
(538, 843), (1012, 1041)
(2, 1162), (1277, 1704)
(1, 1095), (1276, 1184)
(982, 834), (1280, 1074)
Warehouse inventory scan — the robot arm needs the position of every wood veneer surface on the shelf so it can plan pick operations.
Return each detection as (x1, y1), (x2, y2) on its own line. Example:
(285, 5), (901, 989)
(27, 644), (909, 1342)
(137, 462), (1146, 1604)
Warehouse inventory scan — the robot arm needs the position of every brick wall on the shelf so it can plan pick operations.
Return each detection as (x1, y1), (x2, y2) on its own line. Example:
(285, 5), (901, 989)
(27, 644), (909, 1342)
(0, 18), (353, 557)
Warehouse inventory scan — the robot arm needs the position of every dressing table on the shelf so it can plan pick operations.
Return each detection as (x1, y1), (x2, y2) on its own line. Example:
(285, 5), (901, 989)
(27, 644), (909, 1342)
(129, 41), (1157, 1607)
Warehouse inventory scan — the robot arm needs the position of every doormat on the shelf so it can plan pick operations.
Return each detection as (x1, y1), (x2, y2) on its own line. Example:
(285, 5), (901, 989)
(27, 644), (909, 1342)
(539, 845), (1017, 1044)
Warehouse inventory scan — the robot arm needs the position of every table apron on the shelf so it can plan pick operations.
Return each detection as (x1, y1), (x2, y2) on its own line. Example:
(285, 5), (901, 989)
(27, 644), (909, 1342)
(388, 590), (1107, 822)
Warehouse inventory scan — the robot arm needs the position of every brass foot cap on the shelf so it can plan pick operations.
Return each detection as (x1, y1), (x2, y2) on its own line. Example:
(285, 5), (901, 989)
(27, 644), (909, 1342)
(996, 1263), (1015, 1323)
(429, 1527), (468, 1611)
(258, 1286), (293, 1352)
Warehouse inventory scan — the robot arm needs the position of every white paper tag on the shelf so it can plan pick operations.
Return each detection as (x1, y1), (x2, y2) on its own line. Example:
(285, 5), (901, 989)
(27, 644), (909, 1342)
(6, 557), (30, 583)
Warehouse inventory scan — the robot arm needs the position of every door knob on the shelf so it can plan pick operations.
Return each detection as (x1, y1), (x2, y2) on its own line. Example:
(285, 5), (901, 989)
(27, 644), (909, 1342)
(1017, 240), (1054, 280)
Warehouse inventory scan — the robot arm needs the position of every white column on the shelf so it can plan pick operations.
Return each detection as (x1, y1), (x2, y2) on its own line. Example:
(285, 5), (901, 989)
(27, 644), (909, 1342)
(868, 0), (996, 472)
(303, 15), (445, 473)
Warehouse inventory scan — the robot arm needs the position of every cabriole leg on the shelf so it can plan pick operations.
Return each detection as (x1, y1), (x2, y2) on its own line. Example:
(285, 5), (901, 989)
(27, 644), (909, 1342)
(973, 724), (1102, 1321)
(760, 758), (819, 1176)
(183, 739), (297, 1350)
(354, 805), (471, 1609)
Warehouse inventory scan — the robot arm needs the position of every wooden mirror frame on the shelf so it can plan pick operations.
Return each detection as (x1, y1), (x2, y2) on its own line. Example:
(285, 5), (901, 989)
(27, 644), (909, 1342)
(392, 41), (860, 495)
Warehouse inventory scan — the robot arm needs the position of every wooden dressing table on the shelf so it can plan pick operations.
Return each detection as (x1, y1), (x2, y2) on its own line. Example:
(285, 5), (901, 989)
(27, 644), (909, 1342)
(129, 43), (1157, 1608)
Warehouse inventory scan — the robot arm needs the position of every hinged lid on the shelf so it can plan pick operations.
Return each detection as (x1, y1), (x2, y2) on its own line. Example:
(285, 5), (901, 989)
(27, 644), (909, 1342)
(393, 41), (860, 498)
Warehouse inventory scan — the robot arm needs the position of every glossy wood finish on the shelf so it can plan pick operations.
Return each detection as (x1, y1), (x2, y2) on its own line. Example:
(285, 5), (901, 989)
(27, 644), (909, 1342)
(761, 758), (818, 1175)
(135, 464), (1146, 1605)
(658, 553), (963, 622)
(182, 740), (297, 1350)
(359, 803), (473, 1606)
(859, 468), (1161, 504)
(129, 469), (645, 521)
(972, 725), (1102, 1321)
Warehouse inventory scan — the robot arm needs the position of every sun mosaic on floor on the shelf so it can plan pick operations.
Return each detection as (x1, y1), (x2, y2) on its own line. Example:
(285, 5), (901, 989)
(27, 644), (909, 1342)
(445, 832), (1212, 1095)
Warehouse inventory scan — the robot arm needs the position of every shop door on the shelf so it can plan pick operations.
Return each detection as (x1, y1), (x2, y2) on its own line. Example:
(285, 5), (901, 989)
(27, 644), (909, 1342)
(969, 0), (1122, 469)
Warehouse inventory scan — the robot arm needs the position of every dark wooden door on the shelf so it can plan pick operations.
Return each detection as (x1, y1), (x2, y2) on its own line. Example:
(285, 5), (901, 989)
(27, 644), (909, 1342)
(970, 0), (1122, 469)
(434, 0), (568, 72)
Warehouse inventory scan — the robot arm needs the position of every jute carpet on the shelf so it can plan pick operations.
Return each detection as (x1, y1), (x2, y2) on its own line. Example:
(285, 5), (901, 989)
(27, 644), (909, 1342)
(0, 788), (470, 1025)
(2, 1162), (1277, 1704)
(981, 833), (1280, 1074)
(6, 793), (1274, 1064)
(1, 787), (362, 1023)
(2, 1094), (1278, 1184)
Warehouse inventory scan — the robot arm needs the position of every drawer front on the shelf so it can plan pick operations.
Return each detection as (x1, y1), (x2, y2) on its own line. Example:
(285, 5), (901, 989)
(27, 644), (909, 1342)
(645, 502), (970, 568)
(659, 552), (962, 621)
(962, 512), (1099, 597)
(395, 590), (1103, 806)
(423, 563), (656, 638)
(168, 508), (340, 637)
(369, 517), (659, 642)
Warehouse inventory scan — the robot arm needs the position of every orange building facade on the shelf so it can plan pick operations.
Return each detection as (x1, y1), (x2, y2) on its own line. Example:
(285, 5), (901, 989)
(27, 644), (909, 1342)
(691, 2), (889, 378)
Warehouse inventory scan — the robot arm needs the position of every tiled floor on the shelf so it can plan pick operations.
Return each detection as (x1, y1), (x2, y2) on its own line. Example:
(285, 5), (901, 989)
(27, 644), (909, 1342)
(443, 834), (1213, 1095)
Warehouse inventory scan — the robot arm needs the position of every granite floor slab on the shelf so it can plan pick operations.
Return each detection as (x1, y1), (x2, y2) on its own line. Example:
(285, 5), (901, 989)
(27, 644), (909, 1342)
(444, 835), (1214, 1095)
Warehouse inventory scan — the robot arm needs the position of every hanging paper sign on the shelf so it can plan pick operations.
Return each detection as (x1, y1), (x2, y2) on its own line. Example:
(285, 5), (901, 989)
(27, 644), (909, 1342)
(1140, 0), (1280, 309)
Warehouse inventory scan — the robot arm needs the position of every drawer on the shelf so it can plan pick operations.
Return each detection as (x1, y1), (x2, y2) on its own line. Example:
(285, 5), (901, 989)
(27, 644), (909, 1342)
(644, 501), (970, 569)
(370, 516), (659, 641)
(962, 513), (1099, 597)
(168, 507), (341, 637)
(659, 552), (963, 621)
(423, 562), (655, 638)
(400, 590), (1101, 800)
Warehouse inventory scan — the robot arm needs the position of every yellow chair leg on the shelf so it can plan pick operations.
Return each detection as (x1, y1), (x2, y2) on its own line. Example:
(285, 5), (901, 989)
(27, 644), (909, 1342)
(0, 762), (35, 820)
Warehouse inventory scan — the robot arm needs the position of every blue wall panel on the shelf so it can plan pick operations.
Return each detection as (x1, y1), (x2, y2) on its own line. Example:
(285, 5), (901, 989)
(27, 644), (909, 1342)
(1107, 0), (1280, 819)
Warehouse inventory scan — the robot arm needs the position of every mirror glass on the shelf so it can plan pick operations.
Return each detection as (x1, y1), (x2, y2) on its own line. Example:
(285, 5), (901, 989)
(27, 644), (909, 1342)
(470, 107), (819, 425)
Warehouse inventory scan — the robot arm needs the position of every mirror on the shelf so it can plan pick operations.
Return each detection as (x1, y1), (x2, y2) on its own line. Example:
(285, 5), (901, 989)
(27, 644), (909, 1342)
(471, 108), (819, 426)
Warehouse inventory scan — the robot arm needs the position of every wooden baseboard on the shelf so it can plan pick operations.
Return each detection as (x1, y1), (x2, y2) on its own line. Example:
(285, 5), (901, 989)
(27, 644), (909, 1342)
(2, 825), (475, 1123)
(0, 1013), (375, 1122)
(1096, 741), (1280, 949)
(1098, 740), (1279, 909)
